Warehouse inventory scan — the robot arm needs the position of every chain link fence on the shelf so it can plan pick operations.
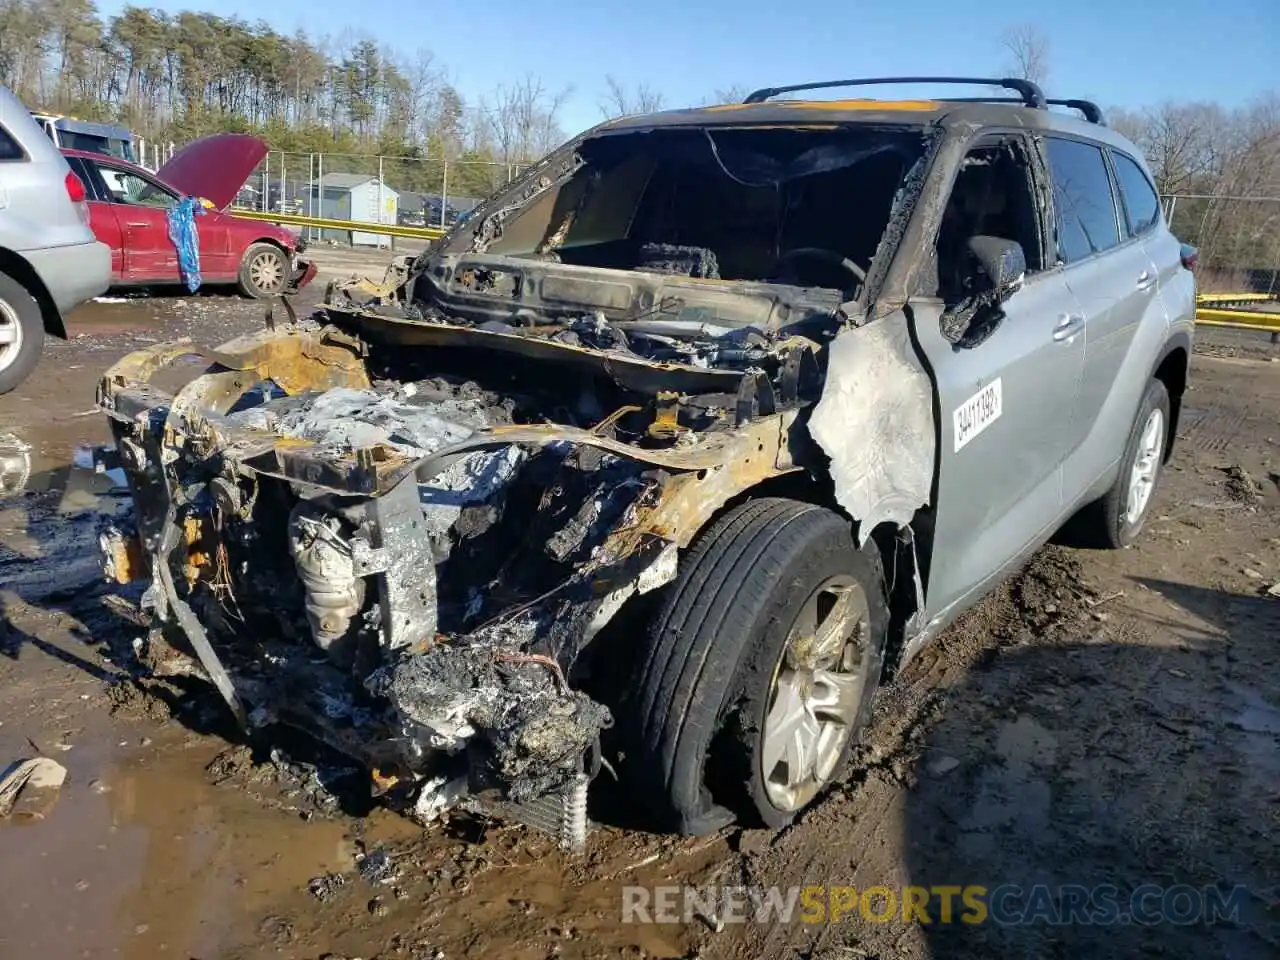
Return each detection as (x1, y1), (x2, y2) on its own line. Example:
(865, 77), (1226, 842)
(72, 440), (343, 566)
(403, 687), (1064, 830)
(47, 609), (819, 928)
(223, 151), (533, 247)
(1162, 194), (1280, 293)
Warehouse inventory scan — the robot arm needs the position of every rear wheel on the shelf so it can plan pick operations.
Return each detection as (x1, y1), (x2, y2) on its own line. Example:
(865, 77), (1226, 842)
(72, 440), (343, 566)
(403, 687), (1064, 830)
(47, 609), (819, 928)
(237, 243), (289, 299)
(0, 272), (44, 395)
(1086, 378), (1170, 548)
(628, 498), (889, 834)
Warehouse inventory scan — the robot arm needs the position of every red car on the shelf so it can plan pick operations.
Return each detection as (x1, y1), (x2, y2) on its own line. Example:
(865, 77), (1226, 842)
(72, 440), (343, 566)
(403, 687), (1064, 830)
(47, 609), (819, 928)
(61, 134), (314, 298)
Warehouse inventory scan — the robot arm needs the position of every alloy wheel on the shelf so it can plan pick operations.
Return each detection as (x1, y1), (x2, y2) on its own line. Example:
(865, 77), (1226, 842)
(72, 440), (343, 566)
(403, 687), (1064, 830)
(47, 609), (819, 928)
(1125, 408), (1165, 526)
(761, 575), (870, 811)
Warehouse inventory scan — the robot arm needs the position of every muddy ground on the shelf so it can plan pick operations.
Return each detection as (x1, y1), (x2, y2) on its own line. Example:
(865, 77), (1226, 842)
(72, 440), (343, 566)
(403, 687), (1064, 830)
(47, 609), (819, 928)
(1, 262), (1277, 959)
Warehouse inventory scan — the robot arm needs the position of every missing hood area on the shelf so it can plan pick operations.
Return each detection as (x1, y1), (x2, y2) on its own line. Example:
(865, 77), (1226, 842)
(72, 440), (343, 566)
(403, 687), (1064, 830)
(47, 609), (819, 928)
(96, 121), (939, 851)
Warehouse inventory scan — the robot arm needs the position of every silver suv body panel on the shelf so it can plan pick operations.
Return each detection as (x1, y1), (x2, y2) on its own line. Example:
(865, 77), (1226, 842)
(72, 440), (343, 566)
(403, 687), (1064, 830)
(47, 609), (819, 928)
(0, 84), (110, 351)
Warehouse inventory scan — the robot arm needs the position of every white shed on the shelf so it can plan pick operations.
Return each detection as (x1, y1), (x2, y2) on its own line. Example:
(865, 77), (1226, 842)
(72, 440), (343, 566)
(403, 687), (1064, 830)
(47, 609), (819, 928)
(311, 173), (399, 248)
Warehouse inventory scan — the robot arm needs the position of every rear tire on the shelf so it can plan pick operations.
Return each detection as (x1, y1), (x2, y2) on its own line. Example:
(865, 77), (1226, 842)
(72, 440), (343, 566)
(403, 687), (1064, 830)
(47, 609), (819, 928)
(0, 272), (45, 395)
(627, 498), (889, 834)
(237, 243), (289, 299)
(1086, 378), (1171, 549)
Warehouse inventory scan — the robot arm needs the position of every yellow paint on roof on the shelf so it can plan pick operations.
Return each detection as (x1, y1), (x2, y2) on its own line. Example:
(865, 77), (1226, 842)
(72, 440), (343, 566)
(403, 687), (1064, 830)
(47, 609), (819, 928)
(702, 98), (939, 113)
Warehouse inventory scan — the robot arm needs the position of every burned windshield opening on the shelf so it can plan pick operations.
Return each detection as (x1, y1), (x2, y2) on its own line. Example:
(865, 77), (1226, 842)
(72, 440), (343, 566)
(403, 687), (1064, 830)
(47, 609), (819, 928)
(484, 125), (926, 292)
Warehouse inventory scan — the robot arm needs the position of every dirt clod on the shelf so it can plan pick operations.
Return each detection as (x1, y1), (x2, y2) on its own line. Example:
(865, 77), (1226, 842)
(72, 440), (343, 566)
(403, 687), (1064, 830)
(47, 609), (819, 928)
(1224, 463), (1263, 505)
(307, 873), (347, 902)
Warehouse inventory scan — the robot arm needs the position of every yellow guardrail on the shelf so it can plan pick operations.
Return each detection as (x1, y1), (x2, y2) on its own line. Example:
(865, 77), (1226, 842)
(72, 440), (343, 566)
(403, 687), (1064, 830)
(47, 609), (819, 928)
(1197, 292), (1275, 302)
(230, 208), (448, 242)
(1197, 292), (1278, 307)
(1196, 307), (1280, 334)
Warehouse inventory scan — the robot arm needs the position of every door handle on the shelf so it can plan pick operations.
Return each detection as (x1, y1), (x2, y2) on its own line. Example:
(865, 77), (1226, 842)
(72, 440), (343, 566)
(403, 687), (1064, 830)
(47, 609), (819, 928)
(1053, 313), (1085, 342)
(1136, 270), (1156, 291)
(124, 221), (149, 228)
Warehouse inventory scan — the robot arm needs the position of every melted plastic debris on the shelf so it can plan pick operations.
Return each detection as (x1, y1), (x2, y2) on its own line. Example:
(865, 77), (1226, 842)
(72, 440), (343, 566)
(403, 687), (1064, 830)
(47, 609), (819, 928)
(550, 312), (630, 351)
(356, 847), (399, 885)
(376, 642), (611, 802)
(228, 385), (492, 457)
(418, 446), (528, 550)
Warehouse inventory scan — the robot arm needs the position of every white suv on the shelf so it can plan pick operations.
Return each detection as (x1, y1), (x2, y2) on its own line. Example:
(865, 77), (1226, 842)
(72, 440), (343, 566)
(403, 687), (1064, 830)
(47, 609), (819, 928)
(0, 85), (111, 393)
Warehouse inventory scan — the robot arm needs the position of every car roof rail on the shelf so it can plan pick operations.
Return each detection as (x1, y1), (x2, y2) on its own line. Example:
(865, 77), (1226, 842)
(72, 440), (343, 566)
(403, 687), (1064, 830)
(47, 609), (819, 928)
(934, 96), (1106, 125)
(1050, 99), (1105, 125)
(742, 76), (1048, 110)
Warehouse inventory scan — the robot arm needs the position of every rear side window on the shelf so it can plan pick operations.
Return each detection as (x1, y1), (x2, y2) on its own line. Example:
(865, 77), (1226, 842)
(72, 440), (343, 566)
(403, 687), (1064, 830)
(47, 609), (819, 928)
(0, 124), (24, 161)
(1111, 151), (1161, 236)
(1044, 138), (1121, 263)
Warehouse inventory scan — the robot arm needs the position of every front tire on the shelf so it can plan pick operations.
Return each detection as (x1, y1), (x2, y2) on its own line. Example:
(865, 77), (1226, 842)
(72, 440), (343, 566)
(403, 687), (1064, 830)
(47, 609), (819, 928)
(0, 272), (45, 395)
(628, 498), (889, 834)
(237, 243), (290, 299)
(1091, 378), (1171, 548)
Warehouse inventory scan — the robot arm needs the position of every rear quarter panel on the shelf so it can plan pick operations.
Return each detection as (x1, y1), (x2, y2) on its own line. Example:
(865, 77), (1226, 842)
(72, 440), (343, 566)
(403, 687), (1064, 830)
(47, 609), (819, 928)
(1144, 228), (1197, 335)
(0, 93), (99, 253)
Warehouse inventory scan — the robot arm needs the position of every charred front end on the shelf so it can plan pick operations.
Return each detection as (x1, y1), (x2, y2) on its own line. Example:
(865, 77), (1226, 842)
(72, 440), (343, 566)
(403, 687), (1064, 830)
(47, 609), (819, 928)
(96, 116), (940, 848)
(95, 292), (832, 848)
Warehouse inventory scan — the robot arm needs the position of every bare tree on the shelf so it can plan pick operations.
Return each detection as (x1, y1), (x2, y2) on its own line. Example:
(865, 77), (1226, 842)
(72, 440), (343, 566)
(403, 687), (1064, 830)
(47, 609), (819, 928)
(1109, 94), (1280, 283)
(691, 84), (750, 107)
(999, 23), (1050, 89)
(400, 47), (441, 143)
(599, 74), (665, 119)
(482, 74), (573, 167)
(714, 83), (749, 104)
(1109, 101), (1225, 195)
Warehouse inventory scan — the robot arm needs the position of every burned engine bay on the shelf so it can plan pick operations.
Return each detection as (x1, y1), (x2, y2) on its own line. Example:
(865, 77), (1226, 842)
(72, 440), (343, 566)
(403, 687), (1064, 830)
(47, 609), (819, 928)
(96, 121), (940, 849)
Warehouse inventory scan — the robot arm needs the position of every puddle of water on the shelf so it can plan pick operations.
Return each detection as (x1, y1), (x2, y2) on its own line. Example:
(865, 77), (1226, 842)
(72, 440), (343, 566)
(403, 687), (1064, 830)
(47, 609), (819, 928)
(0, 429), (132, 598)
(0, 726), (355, 960)
(68, 298), (170, 337)
(1219, 680), (1280, 812)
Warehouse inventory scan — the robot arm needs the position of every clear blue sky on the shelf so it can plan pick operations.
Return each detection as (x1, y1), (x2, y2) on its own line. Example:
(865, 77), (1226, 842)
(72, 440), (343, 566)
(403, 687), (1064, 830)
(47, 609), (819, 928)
(100, 0), (1279, 135)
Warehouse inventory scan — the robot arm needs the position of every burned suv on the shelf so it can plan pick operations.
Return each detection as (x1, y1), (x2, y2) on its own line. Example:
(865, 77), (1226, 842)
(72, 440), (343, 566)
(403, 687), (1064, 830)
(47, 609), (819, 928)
(96, 77), (1195, 848)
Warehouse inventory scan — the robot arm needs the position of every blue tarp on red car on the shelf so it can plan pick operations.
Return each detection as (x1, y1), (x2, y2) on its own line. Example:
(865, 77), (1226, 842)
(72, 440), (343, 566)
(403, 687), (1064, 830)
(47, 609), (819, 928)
(166, 197), (205, 292)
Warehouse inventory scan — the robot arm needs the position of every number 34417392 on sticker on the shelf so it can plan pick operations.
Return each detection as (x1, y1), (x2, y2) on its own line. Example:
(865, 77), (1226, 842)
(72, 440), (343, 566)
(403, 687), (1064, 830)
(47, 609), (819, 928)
(953, 379), (1003, 452)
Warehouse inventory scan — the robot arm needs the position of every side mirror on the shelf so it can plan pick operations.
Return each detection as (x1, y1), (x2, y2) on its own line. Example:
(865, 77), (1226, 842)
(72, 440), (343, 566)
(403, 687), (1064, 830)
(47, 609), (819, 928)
(968, 236), (1026, 300)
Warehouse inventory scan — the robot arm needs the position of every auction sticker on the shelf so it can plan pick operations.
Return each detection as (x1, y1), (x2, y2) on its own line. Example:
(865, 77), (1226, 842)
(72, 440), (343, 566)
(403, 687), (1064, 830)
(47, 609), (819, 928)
(953, 378), (1002, 452)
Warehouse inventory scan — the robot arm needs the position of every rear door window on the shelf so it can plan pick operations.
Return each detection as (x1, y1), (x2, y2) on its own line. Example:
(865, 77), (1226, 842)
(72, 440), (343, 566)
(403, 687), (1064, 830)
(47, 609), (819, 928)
(1044, 138), (1121, 264)
(0, 124), (24, 161)
(1110, 151), (1161, 237)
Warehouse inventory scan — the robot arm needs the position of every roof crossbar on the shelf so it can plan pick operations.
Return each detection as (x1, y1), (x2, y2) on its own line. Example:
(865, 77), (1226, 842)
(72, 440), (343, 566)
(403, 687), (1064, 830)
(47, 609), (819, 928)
(1051, 99), (1105, 124)
(742, 76), (1048, 110)
(938, 96), (1106, 124)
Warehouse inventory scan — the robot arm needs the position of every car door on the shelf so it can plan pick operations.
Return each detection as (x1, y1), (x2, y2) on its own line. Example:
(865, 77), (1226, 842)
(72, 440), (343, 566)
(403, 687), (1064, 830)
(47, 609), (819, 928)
(64, 154), (124, 282)
(87, 159), (177, 281)
(189, 208), (236, 279)
(911, 133), (1086, 623)
(1042, 137), (1170, 503)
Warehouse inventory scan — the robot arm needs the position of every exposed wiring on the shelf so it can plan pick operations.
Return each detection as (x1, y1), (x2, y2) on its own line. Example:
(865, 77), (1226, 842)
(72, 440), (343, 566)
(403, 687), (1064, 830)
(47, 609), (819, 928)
(494, 651), (570, 695)
(702, 129), (777, 189)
